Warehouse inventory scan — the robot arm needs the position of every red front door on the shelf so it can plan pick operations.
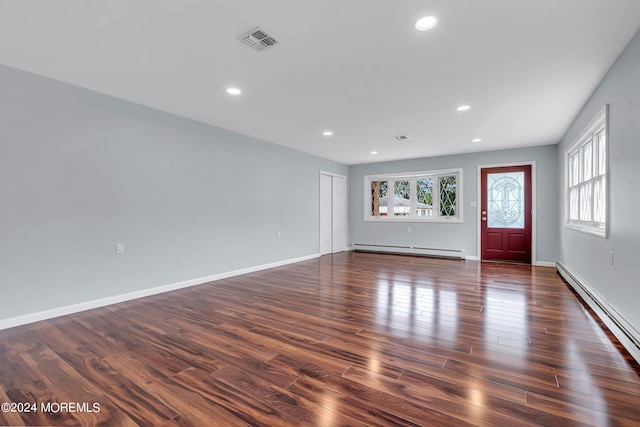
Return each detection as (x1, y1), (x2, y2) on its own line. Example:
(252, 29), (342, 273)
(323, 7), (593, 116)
(481, 165), (532, 263)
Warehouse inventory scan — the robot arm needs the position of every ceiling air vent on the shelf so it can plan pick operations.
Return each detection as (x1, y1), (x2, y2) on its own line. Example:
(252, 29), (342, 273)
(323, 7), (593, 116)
(238, 26), (280, 51)
(393, 135), (410, 141)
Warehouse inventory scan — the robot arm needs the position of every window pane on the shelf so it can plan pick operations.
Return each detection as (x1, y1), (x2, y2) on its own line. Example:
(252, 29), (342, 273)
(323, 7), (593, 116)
(393, 180), (410, 216)
(416, 178), (433, 216)
(594, 176), (606, 223)
(579, 182), (592, 221)
(569, 187), (579, 221)
(487, 171), (525, 228)
(582, 141), (592, 181)
(439, 176), (457, 217)
(570, 152), (580, 186)
(598, 130), (606, 176)
(370, 180), (388, 217)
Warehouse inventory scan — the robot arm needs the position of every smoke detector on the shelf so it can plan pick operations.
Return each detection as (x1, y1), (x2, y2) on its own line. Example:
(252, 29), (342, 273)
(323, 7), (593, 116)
(238, 26), (280, 51)
(393, 135), (410, 141)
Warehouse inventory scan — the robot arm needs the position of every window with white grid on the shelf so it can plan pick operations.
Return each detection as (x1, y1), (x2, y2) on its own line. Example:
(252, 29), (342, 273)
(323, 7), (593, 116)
(565, 105), (607, 237)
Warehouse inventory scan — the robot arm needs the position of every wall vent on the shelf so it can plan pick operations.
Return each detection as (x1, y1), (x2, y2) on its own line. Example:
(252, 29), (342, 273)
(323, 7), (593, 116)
(238, 26), (280, 51)
(393, 135), (410, 141)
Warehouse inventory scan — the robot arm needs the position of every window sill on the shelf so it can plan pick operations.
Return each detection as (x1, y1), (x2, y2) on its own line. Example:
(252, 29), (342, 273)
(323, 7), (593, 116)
(564, 223), (606, 238)
(365, 217), (463, 224)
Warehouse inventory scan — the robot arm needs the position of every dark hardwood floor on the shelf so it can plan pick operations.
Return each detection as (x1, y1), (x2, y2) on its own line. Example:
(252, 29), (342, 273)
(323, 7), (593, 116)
(1, 252), (639, 426)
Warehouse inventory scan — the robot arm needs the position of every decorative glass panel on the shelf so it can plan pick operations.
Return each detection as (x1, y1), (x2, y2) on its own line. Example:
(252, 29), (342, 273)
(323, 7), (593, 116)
(594, 177), (606, 223)
(569, 187), (579, 221)
(582, 141), (593, 181)
(579, 182), (592, 221)
(393, 180), (410, 216)
(597, 130), (606, 176)
(370, 180), (388, 216)
(439, 176), (457, 217)
(415, 178), (433, 216)
(487, 172), (525, 229)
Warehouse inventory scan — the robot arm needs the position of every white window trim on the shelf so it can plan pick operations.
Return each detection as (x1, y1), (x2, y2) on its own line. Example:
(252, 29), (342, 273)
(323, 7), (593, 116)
(564, 105), (608, 238)
(364, 168), (463, 223)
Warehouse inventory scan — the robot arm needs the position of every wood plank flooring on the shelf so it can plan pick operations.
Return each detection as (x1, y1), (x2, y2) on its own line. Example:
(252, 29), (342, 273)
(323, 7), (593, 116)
(1, 252), (639, 426)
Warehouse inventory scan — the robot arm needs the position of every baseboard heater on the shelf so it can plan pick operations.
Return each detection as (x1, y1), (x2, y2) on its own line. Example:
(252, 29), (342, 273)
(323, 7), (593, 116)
(557, 261), (640, 364)
(352, 243), (466, 260)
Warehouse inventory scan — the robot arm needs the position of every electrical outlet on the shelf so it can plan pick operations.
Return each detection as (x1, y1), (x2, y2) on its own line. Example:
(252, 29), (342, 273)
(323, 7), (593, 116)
(116, 243), (124, 254)
(407, 226), (411, 233)
(609, 251), (614, 265)
(277, 231), (281, 238)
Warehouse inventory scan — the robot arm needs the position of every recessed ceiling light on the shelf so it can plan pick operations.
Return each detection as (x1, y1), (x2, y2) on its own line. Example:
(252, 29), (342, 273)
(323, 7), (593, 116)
(322, 131), (333, 136)
(415, 16), (438, 31)
(371, 151), (378, 155)
(226, 87), (242, 95)
(456, 105), (471, 112)
(472, 138), (482, 142)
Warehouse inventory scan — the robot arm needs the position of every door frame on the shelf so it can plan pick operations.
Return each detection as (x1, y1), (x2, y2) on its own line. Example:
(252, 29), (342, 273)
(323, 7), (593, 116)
(319, 171), (347, 255)
(476, 161), (537, 265)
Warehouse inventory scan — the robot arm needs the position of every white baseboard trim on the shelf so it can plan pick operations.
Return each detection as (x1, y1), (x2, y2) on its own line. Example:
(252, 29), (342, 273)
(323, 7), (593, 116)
(0, 253), (320, 331)
(557, 261), (640, 364)
(465, 255), (480, 261)
(535, 261), (557, 267)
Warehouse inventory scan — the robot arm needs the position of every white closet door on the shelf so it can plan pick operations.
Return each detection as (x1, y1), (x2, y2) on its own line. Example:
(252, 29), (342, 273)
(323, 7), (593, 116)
(320, 174), (333, 255)
(331, 175), (346, 253)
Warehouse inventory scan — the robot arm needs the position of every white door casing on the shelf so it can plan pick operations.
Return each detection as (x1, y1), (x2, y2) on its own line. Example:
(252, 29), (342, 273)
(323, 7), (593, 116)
(320, 173), (332, 255)
(331, 175), (346, 253)
(320, 172), (346, 255)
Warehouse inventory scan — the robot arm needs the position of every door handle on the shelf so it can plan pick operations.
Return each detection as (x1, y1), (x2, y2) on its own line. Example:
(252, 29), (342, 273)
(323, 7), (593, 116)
(482, 217), (487, 221)
(482, 211), (487, 215)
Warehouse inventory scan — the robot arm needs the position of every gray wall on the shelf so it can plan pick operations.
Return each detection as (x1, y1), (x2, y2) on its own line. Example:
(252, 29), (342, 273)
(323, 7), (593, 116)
(558, 30), (640, 331)
(349, 145), (559, 263)
(0, 65), (347, 321)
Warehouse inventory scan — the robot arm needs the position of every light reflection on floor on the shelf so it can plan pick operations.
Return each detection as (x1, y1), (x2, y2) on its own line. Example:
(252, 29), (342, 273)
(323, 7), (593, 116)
(322, 253), (640, 424)
(375, 279), (462, 346)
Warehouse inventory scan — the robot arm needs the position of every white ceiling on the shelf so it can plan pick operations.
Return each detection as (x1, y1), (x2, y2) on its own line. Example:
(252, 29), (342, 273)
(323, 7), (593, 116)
(1, 1), (639, 165)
